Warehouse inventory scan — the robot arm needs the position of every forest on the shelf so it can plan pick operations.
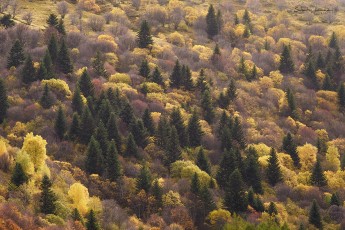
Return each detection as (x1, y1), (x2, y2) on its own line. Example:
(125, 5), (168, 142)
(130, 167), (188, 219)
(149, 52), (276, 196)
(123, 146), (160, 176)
(0, 0), (345, 229)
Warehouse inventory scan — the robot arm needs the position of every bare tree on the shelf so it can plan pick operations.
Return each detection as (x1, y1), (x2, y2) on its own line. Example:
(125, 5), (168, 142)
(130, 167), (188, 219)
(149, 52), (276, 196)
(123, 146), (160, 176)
(22, 12), (33, 25)
(57, 1), (69, 19)
(0, 1), (10, 13)
(103, 12), (114, 24)
(322, 11), (337, 24)
(132, 0), (141, 10)
(170, 7), (185, 29)
(88, 15), (105, 32)
(10, 0), (19, 18)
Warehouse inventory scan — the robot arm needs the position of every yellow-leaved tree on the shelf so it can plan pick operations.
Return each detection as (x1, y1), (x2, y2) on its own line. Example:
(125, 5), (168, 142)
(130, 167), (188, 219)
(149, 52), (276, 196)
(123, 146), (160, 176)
(325, 145), (340, 171)
(297, 144), (317, 172)
(68, 182), (90, 215)
(21, 133), (47, 172)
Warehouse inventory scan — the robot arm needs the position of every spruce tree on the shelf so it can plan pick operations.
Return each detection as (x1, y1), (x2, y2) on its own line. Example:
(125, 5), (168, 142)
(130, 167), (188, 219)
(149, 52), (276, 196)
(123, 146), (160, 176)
(48, 35), (58, 63)
(243, 9), (251, 24)
(54, 106), (67, 140)
(40, 84), (54, 109)
(254, 196), (265, 212)
(224, 169), (248, 213)
(21, 55), (36, 84)
(234, 14), (239, 25)
(232, 116), (246, 149)
(94, 121), (109, 158)
(268, 202), (278, 216)
(322, 74), (332, 91)
(166, 126), (181, 166)
(329, 32), (338, 49)
(286, 88), (298, 119)
(86, 209), (100, 230)
(0, 14), (15, 28)
(130, 119), (148, 148)
(266, 148), (283, 186)
(79, 106), (95, 144)
(68, 113), (80, 141)
(0, 79), (9, 124)
(191, 173), (201, 194)
(78, 69), (94, 98)
(107, 113), (122, 154)
(216, 9), (223, 33)
(330, 193), (340, 206)
(201, 89), (215, 124)
(227, 79), (237, 101)
(196, 147), (211, 174)
(47, 13), (58, 27)
(85, 137), (103, 175)
(338, 83), (345, 109)
(43, 50), (54, 79)
(11, 163), (28, 187)
(92, 51), (108, 77)
(305, 61), (318, 88)
(197, 69), (208, 93)
(316, 52), (325, 69)
(137, 20), (153, 49)
(170, 108), (188, 147)
(151, 67), (164, 86)
(57, 18), (66, 35)
(187, 110), (203, 147)
(216, 149), (236, 188)
(106, 140), (122, 181)
(57, 39), (73, 74)
(71, 208), (84, 225)
(309, 200), (322, 229)
(72, 87), (84, 114)
(142, 109), (155, 135)
(40, 175), (57, 214)
(341, 154), (345, 170)
(124, 133), (138, 158)
(120, 101), (135, 125)
(206, 4), (219, 38)
(136, 164), (152, 192)
(139, 59), (150, 78)
(279, 45), (294, 74)
(310, 159), (327, 187)
(245, 155), (263, 194)
(282, 132), (300, 167)
(170, 60), (182, 88)
(151, 179), (163, 209)
(98, 99), (112, 125)
(37, 61), (48, 80)
(7, 40), (25, 69)
(183, 66), (194, 90)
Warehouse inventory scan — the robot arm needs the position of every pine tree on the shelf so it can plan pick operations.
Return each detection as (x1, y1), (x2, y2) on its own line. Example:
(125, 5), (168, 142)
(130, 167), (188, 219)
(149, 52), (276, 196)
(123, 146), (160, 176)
(85, 137), (103, 175)
(224, 169), (248, 213)
(40, 84), (54, 109)
(139, 59), (150, 78)
(330, 193), (340, 206)
(0, 79), (9, 124)
(254, 196), (265, 212)
(248, 65), (257, 81)
(71, 208), (84, 225)
(57, 18), (66, 35)
(216, 149), (236, 188)
(187, 110), (203, 147)
(151, 179), (163, 209)
(106, 140), (122, 181)
(40, 175), (57, 214)
(206, 4), (219, 38)
(68, 113), (80, 141)
(243, 9), (251, 24)
(191, 173), (201, 194)
(305, 60), (318, 88)
(227, 79), (237, 101)
(57, 39), (73, 74)
(120, 101), (135, 125)
(86, 209), (100, 230)
(48, 35), (58, 63)
(37, 61), (48, 80)
(239, 56), (247, 78)
(183, 66), (194, 90)
(170, 108), (188, 147)
(78, 69), (94, 98)
(151, 67), (164, 86)
(310, 159), (327, 187)
(316, 52), (325, 69)
(309, 200), (322, 229)
(197, 69), (208, 92)
(196, 147), (211, 174)
(54, 106), (67, 140)
(47, 13), (58, 27)
(7, 40), (25, 69)
(245, 155), (263, 194)
(282, 132), (300, 167)
(107, 113), (122, 154)
(247, 187), (255, 208)
(216, 9), (223, 33)
(232, 116), (246, 149)
(218, 91), (229, 109)
(98, 99), (112, 125)
(79, 106), (95, 144)
(286, 88), (298, 119)
(279, 45), (295, 74)
(322, 74), (333, 91)
(266, 148), (283, 186)
(11, 163), (28, 187)
(170, 60), (182, 88)
(338, 83), (345, 109)
(243, 25), (250, 38)
(130, 119), (148, 148)
(124, 133), (138, 158)
(137, 20), (153, 49)
(136, 164), (152, 192)
(94, 121), (109, 158)
(201, 89), (215, 124)
(92, 51), (108, 77)
(329, 32), (338, 49)
(72, 87), (84, 114)
(142, 109), (155, 135)
(21, 55), (36, 84)
(268, 202), (278, 216)
(166, 126), (181, 166)
(43, 50), (54, 79)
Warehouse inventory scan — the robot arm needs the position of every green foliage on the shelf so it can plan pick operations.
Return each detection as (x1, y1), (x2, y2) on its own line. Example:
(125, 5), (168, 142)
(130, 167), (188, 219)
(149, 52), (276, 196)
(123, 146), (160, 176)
(78, 69), (94, 98)
(279, 45), (294, 74)
(166, 126), (181, 166)
(282, 132), (300, 168)
(37, 61), (48, 80)
(0, 14), (15, 28)
(130, 119), (148, 148)
(68, 113), (80, 141)
(201, 89), (215, 123)
(72, 87), (84, 114)
(309, 200), (322, 229)
(86, 209), (100, 230)
(151, 67), (164, 86)
(266, 148), (282, 186)
(196, 147), (211, 174)
(329, 32), (338, 49)
(232, 117), (246, 149)
(54, 106), (67, 140)
(268, 202), (278, 216)
(191, 172), (201, 194)
(139, 59), (150, 78)
(47, 13), (58, 27)
(136, 164), (152, 192)
(170, 108), (188, 147)
(124, 133), (138, 158)
(224, 169), (247, 213)
(245, 154), (263, 194)
(71, 208), (84, 225)
(57, 39), (73, 74)
(85, 136), (103, 175)
(142, 109), (155, 136)
(286, 88), (298, 119)
(170, 60), (182, 88)
(48, 35), (59, 63)
(21, 55), (36, 84)
(107, 113), (122, 154)
(187, 110), (203, 147)
(310, 159), (327, 187)
(94, 121), (109, 157)
(137, 20), (153, 49)
(330, 193), (340, 206)
(43, 50), (54, 79)
(106, 140), (122, 181)
(11, 163), (28, 187)
(206, 4), (219, 38)
(57, 19), (66, 35)
(337, 83), (345, 109)
(40, 175), (57, 215)
(0, 79), (9, 124)
(216, 149), (236, 188)
(7, 40), (25, 69)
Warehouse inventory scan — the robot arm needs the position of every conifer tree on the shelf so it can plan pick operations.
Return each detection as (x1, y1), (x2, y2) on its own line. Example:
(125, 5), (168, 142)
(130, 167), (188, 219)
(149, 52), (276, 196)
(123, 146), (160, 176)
(79, 106), (95, 144)
(151, 179), (163, 209)
(218, 91), (229, 109)
(124, 133), (138, 158)
(232, 116), (246, 149)
(130, 119), (148, 148)
(57, 18), (66, 35)
(21, 55), (36, 84)
(224, 169), (247, 213)
(216, 9), (223, 33)
(322, 74), (332, 91)
(268, 202), (278, 216)
(98, 99), (112, 125)
(243, 25), (250, 38)
(139, 59), (150, 78)
(338, 83), (345, 109)
(142, 109), (155, 135)
(106, 140), (122, 181)
(279, 45), (294, 74)
(68, 113), (80, 141)
(201, 89), (215, 124)
(254, 196), (265, 212)
(247, 187), (255, 208)
(196, 147), (211, 174)
(0, 14), (15, 28)
(47, 13), (58, 27)
(85, 137), (103, 175)
(330, 193), (340, 206)
(197, 69), (208, 93)
(57, 39), (73, 74)
(120, 101), (135, 125)
(234, 14), (239, 25)
(282, 132), (300, 167)
(248, 65), (257, 81)
(245, 155), (263, 194)
(187, 110), (203, 147)
(191, 173), (201, 194)
(43, 50), (54, 78)
(170, 108), (188, 147)
(78, 69), (94, 98)
(136, 164), (152, 192)
(316, 52), (325, 69)
(286, 88), (298, 119)
(107, 113), (122, 154)
(216, 149), (236, 188)
(40, 175), (57, 214)
(137, 20), (153, 49)
(40, 84), (53, 109)
(156, 116), (171, 149)
(170, 60), (182, 88)
(92, 51), (108, 78)
(227, 79), (237, 101)
(166, 126), (181, 166)
(305, 61), (318, 87)
(266, 148), (282, 186)
(71, 208), (84, 225)
(37, 61), (48, 80)
(94, 121), (109, 158)
(7, 40), (25, 69)
(182, 66), (193, 90)
(48, 35), (58, 63)
(341, 154), (345, 170)
(72, 87), (84, 114)
(310, 159), (327, 187)
(206, 4), (218, 38)
(151, 67), (164, 86)
(309, 200), (322, 229)
(329, 32), (338, 49)
(0, 79), (9, 124)
(11, 163), (28, 187)
(243, 9), (251, 24)
(86, 209), (100, 230)
(54, 106), (67, 140)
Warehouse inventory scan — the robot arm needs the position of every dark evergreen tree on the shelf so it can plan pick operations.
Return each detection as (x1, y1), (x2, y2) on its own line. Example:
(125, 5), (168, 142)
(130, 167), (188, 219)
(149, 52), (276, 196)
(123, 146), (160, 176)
(187, 110), (203, 147)
(227, 79), (237, 101)
(254, 196), (265, 212)
(166, 126), (181, 166)
(56, 18), (66, 35)
(329, 32), (338, 49)
(170, 108), (188, 147)
(330, 193), (340, 206)
(218, 91), (229, 109)
(85, 137), (103, 175)
(305, 61), (318, 88)
(21, 55), (36, 84)
(142, 109), (155, 135)
(248, 65), (257, 81)
(341, 154), (345, 170)
(47, 13), (58, 27)
(92, 51), (108, 77)
(57, 39), (73, 74)
(156, 116), (171, 149)
(151, 67), (164, 86)
(40, 175), (57, 214)
(316, 52), (325, 69)
(37, 61), (48, 80)
(54, 106), (67, 140)
(216, 149), (236, 188)
(239, 57), (247, 78)
(139, 59), (150, 78)
(310, 159), (327, 187)
(191, 173), (201, 194)
(106, 140), (122, 181)
(309, 200), (322, 229)
(107, 113), (122, 154)
(72, 87), (84, 114)
(268, 202), (278, 216)
(247, 187), (255, 208)
(78, 69), (94, 98)
(243, 25), (250, 38)
(234, 14), (239, 25)
(11, 163), (28, 187)
(0, 79), (9, 124)
(151, 179), (163, 209)
(86, 209), (100, 230)
(124, 133), (138, 158)
(201, 89), (215, 124)
(196, 147), (211, 174)
(206, 4), (219, 38)
(94, 121), (109, 158)
(266, 148), (282, 186)
(43, 50), (54, 78)
(243, 9), (251, 24)
(120, 101), (135, 125)
(7, 40), (25, 69)
(196, 69), (208, 93)
(282, 132), (300, 167)
(68, 113), (80, 141)
(48, 35), (58, 63)
(137, 20), (153, 49)
(338, 83), (345, 109)
(72, 208), (84, 225)
(245, 155), (263, 194)
(286, 88), (298, 119)
(98, 99), (112, 125)
(182, 66), (193, 90)
(216, 9), (223, 33)
(322, 74), (333, 91)
(40, 84), (53, 109)
(136, 164), (152, 192)
(279, 45), (294, 74)
(79, 107), (95, 144)
(224, 169), (248, 213)
(0, 14), (15, 28)
(130, 119), (148, 148)
(170, 60), (182, 88)
(232, 116), (246, 149)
